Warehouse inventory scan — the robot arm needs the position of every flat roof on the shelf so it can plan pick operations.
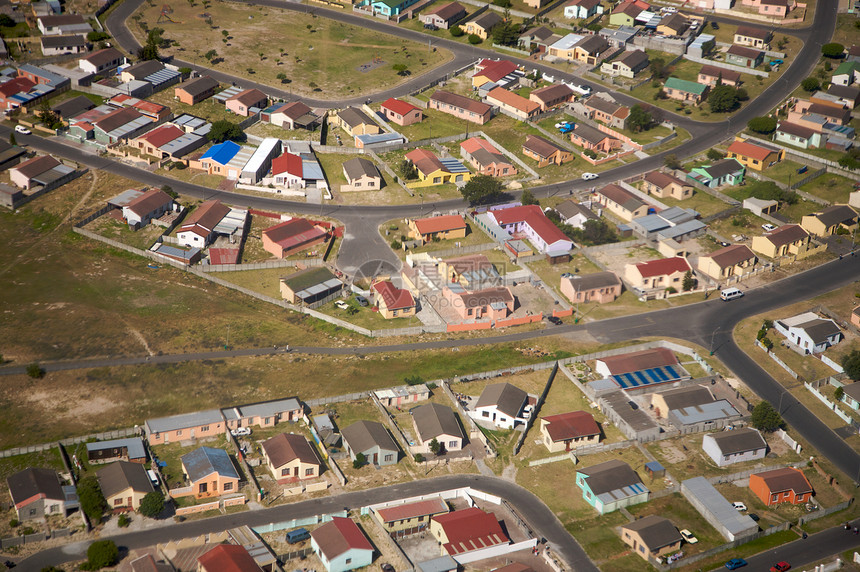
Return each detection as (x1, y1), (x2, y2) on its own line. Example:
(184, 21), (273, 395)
(682, 477), (758, 539)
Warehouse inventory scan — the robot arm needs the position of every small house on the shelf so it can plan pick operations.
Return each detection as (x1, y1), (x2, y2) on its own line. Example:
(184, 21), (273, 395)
(540, 411), (601, 452)
(555, 200), (598, 229)
(174, 76), (218, 105)
(726, 139), (784, 171)
(774, 311), (843, 354)
(522, 134), (573, 167)
(564, 0), (604, 20)
(341, 420), (400, 466)
(420, 2), (466, 29)
(702, 428), (767, 467)
(749, 467), (813, 506)
(687, 158), (745, 188)
(380, 97), (423, 126)
(121, 188), (174, 228)
(179, 446), (240, 499)
(560, 272), (622, 304)
(429, 507), (509, 556)
(279, 267), (344, 305)
(462, 11), (503, 40)
(601, 49), (649, 78)
(176, 199), (231, 247)
(429, 90), (493, 124)
(621, 516), (683, 561)
(198, 544), (264, 572)
(7, 468), (79, 521)
(529, 83), (575, 111)
(663, 77), (708, 104)
(411, 402), (464, 454)
(371, 280), (416, 319)
(261, 433), (321, 483)
(697, 64), (742, 88)
(642, 170), (693, 200)
(460, 137), (517, 177)
(144, 409), (225, 445)
(725, 45), (764, 68)
(593, 183), (649, 221)
(570, 123), (623, 154)
(262, 218), (327, 259)
(576, 459), (649, 514)
(97, 461), (154, 512)
(697, 244), (757, 280)
(373, 498), (449, 534)
(311, 517), (374, 572)
(485, 86), (541, 121)
(624, 256), (692, 291)
(751, 224), (813, 258)
(341, 157), (382, 192)
(470, 382), (529, 429)
(775, 121), (822, 149)
(800, 204), (859, 237)
(734, 25), (772, 50)
(225, 88), (267, 117)
(407, 214), (467, 243)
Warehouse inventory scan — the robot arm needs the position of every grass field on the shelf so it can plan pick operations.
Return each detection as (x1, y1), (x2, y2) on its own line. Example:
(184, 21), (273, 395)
(129, 1), (452, 99)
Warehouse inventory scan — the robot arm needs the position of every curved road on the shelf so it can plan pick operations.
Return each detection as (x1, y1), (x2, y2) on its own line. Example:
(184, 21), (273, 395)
(17, 475), (599, 570)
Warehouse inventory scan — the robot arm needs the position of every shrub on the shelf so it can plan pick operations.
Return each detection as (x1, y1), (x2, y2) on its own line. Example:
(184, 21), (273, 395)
(26, 362), (44, 378)
(821, 42), (844, 58)
(352, 452), (366, 469)
(706, 148), (724, 161)
(801, 77), (820, 92)
(583, 149), (597, 159)
(467, 34), (482, 44)
(117, 514), (131, 528)
(390, 239), (401, 250)
(835, 386), (844, 401)
(450, 25), (464, 37)
(666, 286), (677, 294)
(414, 453), (424, 463)
(747, 116), (777, 134)
(139, 491), (165, 518)
(83, 540), (118, 570)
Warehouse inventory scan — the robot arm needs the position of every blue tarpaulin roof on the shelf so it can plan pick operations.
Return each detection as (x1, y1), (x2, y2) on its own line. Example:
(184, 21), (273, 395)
(200, 140), (240, 165)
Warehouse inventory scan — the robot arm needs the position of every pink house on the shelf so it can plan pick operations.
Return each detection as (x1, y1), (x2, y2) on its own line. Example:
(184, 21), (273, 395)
(381, 98), (423, 126)
(225, 89), (268, 117)
(741, 0), (795, 17)
(442, 286), (515, 320)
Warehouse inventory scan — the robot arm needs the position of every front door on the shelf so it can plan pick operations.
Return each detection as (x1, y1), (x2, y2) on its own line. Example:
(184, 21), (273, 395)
(373, 453), (379, 464)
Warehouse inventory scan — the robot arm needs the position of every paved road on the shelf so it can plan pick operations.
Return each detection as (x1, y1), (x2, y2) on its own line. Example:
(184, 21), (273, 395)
(17, 475), (599, 571)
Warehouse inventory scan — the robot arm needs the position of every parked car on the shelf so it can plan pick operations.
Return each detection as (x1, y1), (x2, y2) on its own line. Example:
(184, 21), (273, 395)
(286, 527), (311, 544)
(355, 295), (369, 307)
(725, 559), (747, 570)
(335, 300), (350, 310)
(14, 125), (30, 135)
(748, 513), (760, 522)
(732, 501), (747, 511)
(711, 21), (719, 29)
(561, 272), (573, 278)
(770, 562), (790, 572)
(560, 123), (575, 134)
(761, 223), (777, 232)
(547, 316), (562, 325)
(581, 172), (599, 181)
(231, 427), (251, 437)
(381, 565), (395, 572)
(680, 529), (698, 544)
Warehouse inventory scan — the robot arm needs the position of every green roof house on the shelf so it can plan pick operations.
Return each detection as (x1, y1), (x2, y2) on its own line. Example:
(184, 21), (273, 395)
(358, 0), (420, 17)
(663, 77), (709, 105)
(832, 61), (860, 87)
(279, 267), (344, 305)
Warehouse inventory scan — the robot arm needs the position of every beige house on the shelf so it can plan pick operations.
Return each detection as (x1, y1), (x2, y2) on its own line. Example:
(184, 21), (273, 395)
(697, 244), (757, 281)
(373, 497), (449, 534)
(336, 107), (380, 137)
(341, 157), (382, 192)
(620, 516), (683, 561)
(641, 170), (693, 200)
(97, 461), (154, 512)
(593, 184), (649, 221)
(751, 224), (815, 259)
(371, 280), (417, 319)
(411, 403), (465, 454)
(463, 12), (503, 40)
(408, 214), (468, 243)
(625, 257), (692, 290)
(261, 433), (321, 483)
(540, 411), (600, 453)
(800, 204), (859, 237)
(560, 272), (622, 304)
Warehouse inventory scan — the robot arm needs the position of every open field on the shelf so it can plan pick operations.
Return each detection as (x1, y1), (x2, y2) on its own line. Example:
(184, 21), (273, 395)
(129, 1), (452, 99)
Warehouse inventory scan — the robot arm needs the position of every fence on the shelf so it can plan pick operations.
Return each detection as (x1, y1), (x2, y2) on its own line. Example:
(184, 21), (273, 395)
(276, 547), (314, 564)
(252, 510), (348, 535)
(775, 428), (802, 454)
(683, 54), (770, 78)
(755, 339), (799, 379)
(513, 362), (557, 456)
(528, 452), (575, 467)
(662, 522), (791, 570)
(805, 382), (853, 424)
(201, 259), (321, 272)
(706, 462), (807, 486)
(744, 136), (860, 181)
(441, 380), (496, 458)
(797, 499), (852, 525)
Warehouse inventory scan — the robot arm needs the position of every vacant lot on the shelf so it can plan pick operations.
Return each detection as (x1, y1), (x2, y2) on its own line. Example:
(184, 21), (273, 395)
(129, 1), (452, 99)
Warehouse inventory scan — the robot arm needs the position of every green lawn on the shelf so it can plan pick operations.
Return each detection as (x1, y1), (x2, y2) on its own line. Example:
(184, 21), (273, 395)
(315, 294), (422, 330)
(799, 173), (856, 204)
(650, 188), (732, 218)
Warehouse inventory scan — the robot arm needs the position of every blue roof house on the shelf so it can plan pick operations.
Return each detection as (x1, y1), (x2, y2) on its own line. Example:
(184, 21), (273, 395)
(686, 158), (745, 188)
(575, 459), (650, 514)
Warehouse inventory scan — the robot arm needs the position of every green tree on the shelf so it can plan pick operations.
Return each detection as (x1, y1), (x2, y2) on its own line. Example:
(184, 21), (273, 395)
(85, 540), (118, 570)
(460, 174), (505, 205)
(492, 10), (520, 46)
(751, 401), (784, 432)
(352, 452), (366, 469)
(801, 77), (820, 92)
(138, 491), (164, 518)
(682, 270), (695, 292)
(821, 42), (845, 58)
(26, 362), (44, 378)
(664, 154), (681, 170)
(137, 43), (159, 61)
(276, 72), (289, 84)
(839, 148), (860, 171)
(493, 0), (511, 6)
(627, 104), (652, 133)
(841, 349), (860, 380)
(9, 132), (16, 146)
(467, 33), (482, 44)
(42, 567), (64, 572)
(450, 25), (464, 37)
(747, 116), (777, 134)
(706, 148), (724, 161)
(178, 67), (192, 75)
(708, 85), (740, 113)
(78, 476), (107, 524)
(204, 49), (218, 61)
(747, 180), (798, 205)
(414, 453), (424, 463)
(398, 159), (418, 180)
(207, 120), (245, 143)
(520, 189), (539, 206)
(392, 63), (409, 76)
(404, 374), (423, 385)
(429, 438), (441, 455)
(835, 386), (845, 401)
(568, 219), (616, 246)
(37, 102), (60, 129)
(117, 513), (131, 527)
(86, 30), (110, 42)
(649, 57), (667, 79)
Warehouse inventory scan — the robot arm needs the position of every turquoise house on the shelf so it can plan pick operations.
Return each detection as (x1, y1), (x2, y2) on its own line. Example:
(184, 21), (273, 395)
(576, 459), (650, 514)
(359, 0), (420, 16)
(687, 158), (745, 188)
(311, 517), (374, 572)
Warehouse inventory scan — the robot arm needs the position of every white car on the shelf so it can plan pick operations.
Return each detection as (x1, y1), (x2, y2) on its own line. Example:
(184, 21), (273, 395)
(680, 529), (698, 544)
(581, 172), (599, 181)
(335, 300), (350, 310)
(231, 427), (251, 437)
(14, 125), (30, 135)
(732, 501), (747, 511)
(761, 223), (777, 232)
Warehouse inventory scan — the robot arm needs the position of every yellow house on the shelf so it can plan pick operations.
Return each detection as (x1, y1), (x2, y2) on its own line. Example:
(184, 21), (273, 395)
(97, 461), (155, 512)
(594, 183), (650, 221)
(751, 224), (816, 259)
(463, 11), (503, 40)
(404, 148), (472, 188)
(371, 280), (417, 319)
(373, 497), (449, 534)
(336, 107), (380, 137)
(800, 204), (859, 237)
(540, 411), (601, 453)
(697, 244), (757, 281)
(620, 516), (683, 561)
(642, 170), (693, 200)
(407, 214), (468, 243)
(261, 433), (321, 483)
(726, 139), (785, 171)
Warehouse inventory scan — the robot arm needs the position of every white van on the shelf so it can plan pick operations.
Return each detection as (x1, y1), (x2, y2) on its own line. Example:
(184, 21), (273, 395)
(720, 287), (744, 301)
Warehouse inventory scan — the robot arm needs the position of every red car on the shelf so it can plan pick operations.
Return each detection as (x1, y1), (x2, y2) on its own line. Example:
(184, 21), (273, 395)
(770, 563), (790, 572)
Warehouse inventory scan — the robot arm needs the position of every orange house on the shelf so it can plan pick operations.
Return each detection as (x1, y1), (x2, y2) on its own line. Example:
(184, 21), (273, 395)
(179, 447), (241, 499)
(749, 467), (813, 507)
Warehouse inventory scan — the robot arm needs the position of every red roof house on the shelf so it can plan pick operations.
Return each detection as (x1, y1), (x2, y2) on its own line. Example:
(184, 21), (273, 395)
(198, 544), (264, 572)
(540, 411), (601, 452)
(262, 218), (328, 259)
(408, 214), (468, 242)
(381, 97), (423, 126)
(596, 347), (678, 376)
(473, 59), (518, 88)
(430, 507), (509, 556)
(460, 137), (517, 177)
(749, 467), (813, 506)
(310, 517), (374, 572)
(488, 205), (573, 256)
(371, 280), (416, 319)
(624, 257), (692, 290)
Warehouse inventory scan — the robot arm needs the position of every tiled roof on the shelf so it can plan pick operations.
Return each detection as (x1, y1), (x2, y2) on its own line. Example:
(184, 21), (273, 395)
(522, 134), (564, 159)
(490, 204), (570, 246)
(311, 517), (373, 559)
(706, 244), (756, 268)
(381, 97), (420, 116)
(753, 467), (812, 495)
(476, 59), (517, 82)
(412, 214), (467, 235)
(430, 90), (492, 115)
(198, 544), (263, 572)
(727, 139), (778, 161)
(411, 402), (463, 442)
(262, 218), (326, 250)
(96, 461), (154, 498)
(13, 154), (60, 179)
(376, 497), (448, 523)
(762, 224), (809, 247)
(178, 76), (218, 97)
(372, 280), (414, 310)
(125, 188), (172, 218)
(633, 256), (692, 278)
(529, 83), (574, 103)
(542, 411), (600, 441)
(227, 88), (267, 107)
(727, 44), (762, 60)
(643, 170), (687, 189)
(698, 64), (742, 84)
(736, 25), (771, 39)
(486, 86), (540, 114)
(261, 433), (320, 468)
(707, 427), (766, 455)
(140, 124), (184, 148)
(433, 508), (508, 556)
(475, 382), (526, 418)
(180, 446), (239, 482)
(342, 157), (379, 181)
(777, 121), (816, 139)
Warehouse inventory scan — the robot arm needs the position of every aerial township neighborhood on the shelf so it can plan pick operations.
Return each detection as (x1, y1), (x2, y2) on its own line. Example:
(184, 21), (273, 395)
(0, 0), (859, 570)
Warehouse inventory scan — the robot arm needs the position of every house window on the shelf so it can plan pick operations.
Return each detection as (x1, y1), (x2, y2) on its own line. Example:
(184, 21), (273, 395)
(346, 559), (352, 565)
(176, 430), (183, 436)
(201, 425), (209, 432)
(418, 515), (425, 522)
(384, 454), (393, 462)
(265, 417), (272, 425)
(282, 468), (290, 476)
(224, 482), (234, 491)
(114, 498), (123, 506)
(305, 468), (314, 476)
(29, 508), (36, 516)
(199, 482), (208, 493)
(449, 441), (457, 448)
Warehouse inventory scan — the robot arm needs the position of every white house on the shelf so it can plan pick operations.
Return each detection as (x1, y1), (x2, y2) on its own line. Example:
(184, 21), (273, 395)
(702, 428), (767, 467)
(486, 205), (573, 255)
(468, 382), (530, 430)
(564, 0), (604, 19)
(121, 188), (174, 228)
(774, 311), (843, 354)
(555, 200), (598, 230)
